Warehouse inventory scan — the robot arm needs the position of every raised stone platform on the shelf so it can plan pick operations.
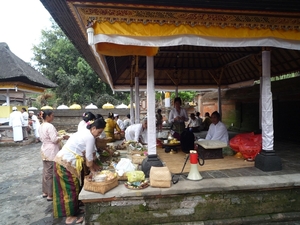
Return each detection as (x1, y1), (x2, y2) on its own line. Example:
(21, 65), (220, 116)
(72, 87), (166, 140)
(80, 174), (300, 224)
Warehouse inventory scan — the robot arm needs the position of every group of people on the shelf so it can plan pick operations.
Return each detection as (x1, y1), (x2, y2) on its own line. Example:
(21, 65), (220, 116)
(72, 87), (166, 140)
(8, 106), (41, 143)
(186, 111), (212, 132)
(38, 110), (149, 224)
(39, 110), (106, 224)
(34, 100), (227, 224)
(168, 97), (228, 144)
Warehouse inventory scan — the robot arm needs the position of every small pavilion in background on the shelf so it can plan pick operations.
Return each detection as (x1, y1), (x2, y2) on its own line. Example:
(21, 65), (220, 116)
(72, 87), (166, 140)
(0, 42), (57, 124)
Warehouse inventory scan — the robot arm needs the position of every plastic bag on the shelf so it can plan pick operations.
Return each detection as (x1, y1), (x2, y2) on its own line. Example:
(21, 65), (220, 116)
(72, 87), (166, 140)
(115, 158), (135, 173)
(126, 171), (145, 183)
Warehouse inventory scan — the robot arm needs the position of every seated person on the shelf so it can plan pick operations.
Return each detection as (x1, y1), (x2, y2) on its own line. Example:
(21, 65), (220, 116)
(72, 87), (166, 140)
(195, 112), (204, 131)
(187, 113), (201, 132)
(202, 112), (212, 131)
(125, 118), (147, 145)
(205, 111), (229, 144)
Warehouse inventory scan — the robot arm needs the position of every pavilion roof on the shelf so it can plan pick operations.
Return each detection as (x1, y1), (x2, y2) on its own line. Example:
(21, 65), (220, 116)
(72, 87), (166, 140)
(0, 43), (57, 89)
(40, 0), (300, 91)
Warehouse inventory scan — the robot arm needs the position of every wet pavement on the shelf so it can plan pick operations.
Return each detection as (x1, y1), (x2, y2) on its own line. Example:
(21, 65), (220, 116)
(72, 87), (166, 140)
(0, 139), (300, 225)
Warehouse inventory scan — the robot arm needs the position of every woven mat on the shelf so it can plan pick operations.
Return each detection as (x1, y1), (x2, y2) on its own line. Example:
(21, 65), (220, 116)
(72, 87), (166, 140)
(157, 147), (254, 174)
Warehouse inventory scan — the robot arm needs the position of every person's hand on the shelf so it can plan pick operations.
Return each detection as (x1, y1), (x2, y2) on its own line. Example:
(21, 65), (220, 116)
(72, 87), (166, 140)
(63, 135), (70, 140)
(91, 163), (101, 172)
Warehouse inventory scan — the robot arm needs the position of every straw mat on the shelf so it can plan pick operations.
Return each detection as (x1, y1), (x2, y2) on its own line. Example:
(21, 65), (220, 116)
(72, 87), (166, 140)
(156, 147), (254, 174)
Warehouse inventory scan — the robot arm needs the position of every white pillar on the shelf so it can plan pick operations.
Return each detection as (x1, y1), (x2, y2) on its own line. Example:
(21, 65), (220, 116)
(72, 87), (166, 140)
(6, 89), (10, 106)
(135, 76), (140, 123)
(147, 56), (157, 155)
(130, 86), (135, 124)
(261, 50), (274, 151)
(259, 77), (262, 129)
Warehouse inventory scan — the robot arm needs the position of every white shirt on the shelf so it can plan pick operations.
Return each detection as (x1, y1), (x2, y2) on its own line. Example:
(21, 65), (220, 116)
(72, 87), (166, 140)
(9, 111), (24, 127)
(168, 108), (188, 123)
(188, 118), (200, 128)
(56, 128), (96, 165)
(205, 121), (229, 144)
(77, 120), (87, 131)
(117, 118), (124, 130)
(125, 123), (147, 143)
(22, 112), (29, 126)
(123, 118), (131, 130)
(31, 115), (40, 130)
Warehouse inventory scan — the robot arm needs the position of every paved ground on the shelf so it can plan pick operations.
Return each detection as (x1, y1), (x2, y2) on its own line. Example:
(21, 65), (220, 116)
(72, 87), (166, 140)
(0, 138), (300, 225)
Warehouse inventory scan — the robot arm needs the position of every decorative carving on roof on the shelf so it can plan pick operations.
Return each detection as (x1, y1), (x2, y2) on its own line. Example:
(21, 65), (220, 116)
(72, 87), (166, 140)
(78, 7), (300, 31)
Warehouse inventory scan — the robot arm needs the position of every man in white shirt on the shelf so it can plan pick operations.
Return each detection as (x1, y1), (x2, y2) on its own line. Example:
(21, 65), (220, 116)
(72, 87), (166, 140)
(187, 113), (201, 132)
(125, 119), (147, 145)
(205, 111), (229, 144)
(123, 114), (131, 130)
(29, 111), (41, 143)
(9, 106), (24, 142)
(114, 114), (125, 131)
(21, 108), (29, 140)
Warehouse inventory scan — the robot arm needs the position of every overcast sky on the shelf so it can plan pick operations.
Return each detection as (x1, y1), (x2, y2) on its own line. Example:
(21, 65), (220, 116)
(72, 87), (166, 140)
(0, 0), (52, 62)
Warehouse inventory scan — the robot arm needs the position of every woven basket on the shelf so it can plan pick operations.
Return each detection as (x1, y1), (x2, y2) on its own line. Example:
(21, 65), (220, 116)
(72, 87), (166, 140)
(150, 166), (171, 188)
(95, 137), (112, 150)
(83, 176), (119, 194)
(131, 155), (147, 164)
(114, 133), (122, 140)
(117, 174), (128, 181)
(130, 150), (144, 155)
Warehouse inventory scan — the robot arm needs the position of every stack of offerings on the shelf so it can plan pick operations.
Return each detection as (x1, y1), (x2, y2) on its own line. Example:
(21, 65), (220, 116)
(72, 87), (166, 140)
(124, 171), (149, 189)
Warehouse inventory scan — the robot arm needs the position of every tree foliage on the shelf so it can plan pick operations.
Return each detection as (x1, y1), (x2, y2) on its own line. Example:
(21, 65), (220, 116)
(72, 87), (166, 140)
(32, 19), (122, 107)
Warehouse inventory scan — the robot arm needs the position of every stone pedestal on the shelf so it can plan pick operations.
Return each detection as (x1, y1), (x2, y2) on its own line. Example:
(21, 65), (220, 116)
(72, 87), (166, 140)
(255, 150), (282, 171)
(141, 154), (163, 177)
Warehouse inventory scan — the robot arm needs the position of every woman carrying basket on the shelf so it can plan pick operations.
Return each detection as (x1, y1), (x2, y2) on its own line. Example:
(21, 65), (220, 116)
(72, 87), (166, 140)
(53, 116), (106, 224)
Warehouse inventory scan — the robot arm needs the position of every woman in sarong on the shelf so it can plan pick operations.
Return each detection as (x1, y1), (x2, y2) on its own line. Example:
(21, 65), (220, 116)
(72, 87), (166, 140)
(38, 110), (68, 201)
(168, 97), (189, 140)
(53, 116), (106, 224)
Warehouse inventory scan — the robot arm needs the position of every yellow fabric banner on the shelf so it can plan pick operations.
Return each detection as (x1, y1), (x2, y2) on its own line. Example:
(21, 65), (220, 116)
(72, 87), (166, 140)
(93, 21), (300, 41)
(96, 42), (158, 56)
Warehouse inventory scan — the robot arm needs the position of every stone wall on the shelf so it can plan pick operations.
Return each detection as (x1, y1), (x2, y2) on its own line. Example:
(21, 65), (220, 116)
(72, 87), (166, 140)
(84, 188), (300, 225)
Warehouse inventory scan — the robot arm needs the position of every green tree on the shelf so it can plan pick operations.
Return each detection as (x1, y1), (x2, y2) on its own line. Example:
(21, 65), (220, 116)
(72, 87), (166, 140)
(171, 91), (197, 104)
(32, 19), (113, 106)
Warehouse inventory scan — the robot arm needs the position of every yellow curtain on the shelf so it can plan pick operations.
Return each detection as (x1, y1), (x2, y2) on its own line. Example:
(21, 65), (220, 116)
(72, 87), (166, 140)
(96, 42), (158, 56)
(93, 21), (300, 41)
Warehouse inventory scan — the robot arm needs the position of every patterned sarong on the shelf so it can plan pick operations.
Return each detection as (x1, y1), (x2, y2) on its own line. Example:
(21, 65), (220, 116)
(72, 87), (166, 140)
(53, 162), (80, 218)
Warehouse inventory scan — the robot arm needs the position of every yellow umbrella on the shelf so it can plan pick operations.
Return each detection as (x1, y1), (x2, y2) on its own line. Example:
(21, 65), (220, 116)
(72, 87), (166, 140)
(102, 102), (114, 109)
(69, 103), (82, 109)
(41, 105), (53, 110)
(127, 103), (135, 108)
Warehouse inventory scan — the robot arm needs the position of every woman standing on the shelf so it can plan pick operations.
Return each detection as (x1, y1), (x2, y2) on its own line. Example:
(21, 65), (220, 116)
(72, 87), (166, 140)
(38, 110), (68, 201)
(168, 97), (189, 140)
(53, 118), (106, 224)
(104, 112), (121, 141)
